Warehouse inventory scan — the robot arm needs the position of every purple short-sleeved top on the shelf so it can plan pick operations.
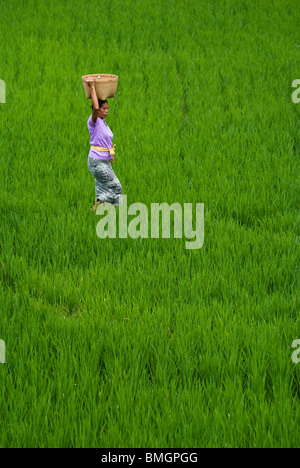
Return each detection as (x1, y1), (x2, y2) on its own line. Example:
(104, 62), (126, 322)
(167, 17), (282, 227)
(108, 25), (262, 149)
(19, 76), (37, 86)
(87, 115), (114, 160)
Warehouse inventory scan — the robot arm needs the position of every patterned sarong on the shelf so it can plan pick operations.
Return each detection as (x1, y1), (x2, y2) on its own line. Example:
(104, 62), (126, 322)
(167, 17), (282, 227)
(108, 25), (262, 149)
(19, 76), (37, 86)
(88, 157), (123, 206)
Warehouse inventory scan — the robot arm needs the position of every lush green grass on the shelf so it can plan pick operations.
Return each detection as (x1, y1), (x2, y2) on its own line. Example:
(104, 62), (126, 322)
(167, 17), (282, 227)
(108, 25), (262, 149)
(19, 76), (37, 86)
(0, 0), (299, 447)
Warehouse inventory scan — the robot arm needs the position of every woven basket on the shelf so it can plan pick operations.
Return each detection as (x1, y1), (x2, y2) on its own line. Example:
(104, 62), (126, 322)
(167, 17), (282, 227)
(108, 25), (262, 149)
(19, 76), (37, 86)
(82, 74), (118, 100)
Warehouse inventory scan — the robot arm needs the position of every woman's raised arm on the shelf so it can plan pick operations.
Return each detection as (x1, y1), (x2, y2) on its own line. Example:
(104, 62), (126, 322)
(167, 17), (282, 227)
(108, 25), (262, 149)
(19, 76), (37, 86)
(85, 77), (99, 123)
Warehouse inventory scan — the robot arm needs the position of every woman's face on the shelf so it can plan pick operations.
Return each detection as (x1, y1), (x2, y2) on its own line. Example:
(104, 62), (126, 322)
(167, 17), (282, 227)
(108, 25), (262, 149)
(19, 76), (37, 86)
(98, 103), (109, 120)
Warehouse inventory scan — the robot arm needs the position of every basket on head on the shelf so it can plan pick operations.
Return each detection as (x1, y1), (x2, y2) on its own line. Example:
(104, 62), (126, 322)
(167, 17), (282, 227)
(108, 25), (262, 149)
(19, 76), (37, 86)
(82, 74), (119, 100)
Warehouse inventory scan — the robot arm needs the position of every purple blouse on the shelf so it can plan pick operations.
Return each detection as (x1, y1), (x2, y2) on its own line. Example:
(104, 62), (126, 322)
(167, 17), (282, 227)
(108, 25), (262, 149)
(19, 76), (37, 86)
(87, 115), (114, 160)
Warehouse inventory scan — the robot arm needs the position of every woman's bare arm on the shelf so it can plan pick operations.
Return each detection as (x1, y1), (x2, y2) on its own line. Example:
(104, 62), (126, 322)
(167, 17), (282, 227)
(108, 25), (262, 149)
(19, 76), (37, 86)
(85, 77), (99, 123)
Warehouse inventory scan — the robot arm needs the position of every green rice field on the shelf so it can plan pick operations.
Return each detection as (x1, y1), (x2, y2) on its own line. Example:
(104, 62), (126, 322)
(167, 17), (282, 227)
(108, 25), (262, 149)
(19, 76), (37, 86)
(0, 0), (299, 448)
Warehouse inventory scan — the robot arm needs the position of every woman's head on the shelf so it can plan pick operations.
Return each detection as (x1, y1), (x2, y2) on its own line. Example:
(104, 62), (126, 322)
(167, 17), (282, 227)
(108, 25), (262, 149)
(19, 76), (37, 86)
(92, 99), (109, 119)
(97, 98), (108, 109)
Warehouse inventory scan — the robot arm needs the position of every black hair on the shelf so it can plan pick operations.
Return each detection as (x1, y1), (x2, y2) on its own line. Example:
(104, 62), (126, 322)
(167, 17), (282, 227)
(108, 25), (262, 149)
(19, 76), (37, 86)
(91, 98), (108, 110)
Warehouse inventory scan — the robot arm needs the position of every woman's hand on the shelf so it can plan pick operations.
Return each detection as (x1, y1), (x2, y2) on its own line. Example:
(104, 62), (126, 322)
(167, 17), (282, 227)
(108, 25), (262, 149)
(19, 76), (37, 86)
(85, 77), (95, 88)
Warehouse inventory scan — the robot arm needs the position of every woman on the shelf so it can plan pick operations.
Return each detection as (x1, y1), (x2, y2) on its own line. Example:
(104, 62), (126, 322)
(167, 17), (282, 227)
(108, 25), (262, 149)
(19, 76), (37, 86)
(85, 77), (123, 211)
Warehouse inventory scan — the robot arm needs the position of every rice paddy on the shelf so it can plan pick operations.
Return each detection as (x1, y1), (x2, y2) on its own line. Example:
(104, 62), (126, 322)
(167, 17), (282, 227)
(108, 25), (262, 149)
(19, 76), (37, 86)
(0, 0), (299, 448)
